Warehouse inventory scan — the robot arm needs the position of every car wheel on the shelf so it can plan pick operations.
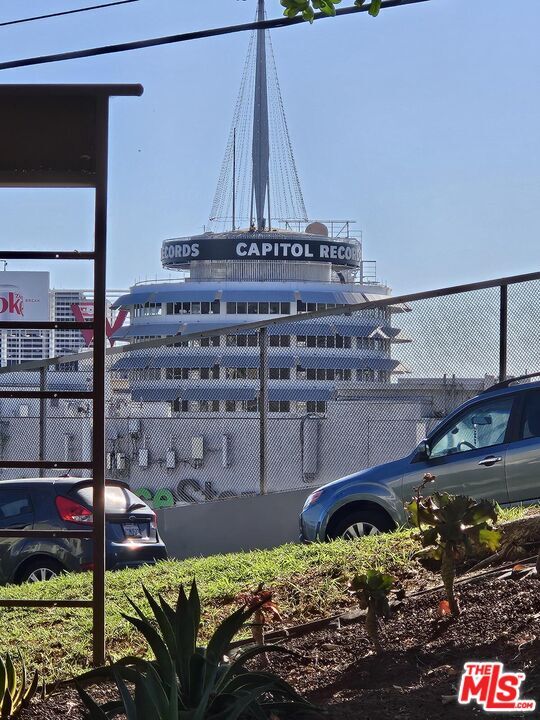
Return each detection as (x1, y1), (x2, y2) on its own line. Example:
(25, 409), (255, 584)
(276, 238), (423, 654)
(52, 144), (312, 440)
(328, 508), (394, 541)
(18, 558), (64, 584)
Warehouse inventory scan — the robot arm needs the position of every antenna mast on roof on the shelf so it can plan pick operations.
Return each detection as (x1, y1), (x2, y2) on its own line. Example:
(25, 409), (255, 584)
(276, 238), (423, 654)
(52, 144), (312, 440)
(232, 127), (236, 231)
(250, 0), (270, 231)
(209, 0), (307, 232)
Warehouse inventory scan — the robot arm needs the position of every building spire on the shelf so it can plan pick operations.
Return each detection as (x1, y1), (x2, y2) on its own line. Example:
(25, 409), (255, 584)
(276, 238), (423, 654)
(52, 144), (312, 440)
(251, 0), (270, 230)
(209, 0), (307, 232)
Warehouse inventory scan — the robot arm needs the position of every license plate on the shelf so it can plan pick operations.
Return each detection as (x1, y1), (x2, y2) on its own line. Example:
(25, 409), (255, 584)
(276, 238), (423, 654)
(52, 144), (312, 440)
(123, 522), (142, 538)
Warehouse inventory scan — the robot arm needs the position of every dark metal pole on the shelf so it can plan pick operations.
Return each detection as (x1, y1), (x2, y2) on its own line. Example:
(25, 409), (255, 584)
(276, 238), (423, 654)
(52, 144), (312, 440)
(232, 128), (236, 231)
(92, 97), (109, 667)
(259, 327), (268, 495)
(499, 283), (508, 382)
(252, 0), (270, 231)
(38, 366), (46, 478)
(267, 180), (271, 231)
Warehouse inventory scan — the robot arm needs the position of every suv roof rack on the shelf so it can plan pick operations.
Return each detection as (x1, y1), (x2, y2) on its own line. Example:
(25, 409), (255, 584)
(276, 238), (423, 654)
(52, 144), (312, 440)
(481, 372), (540, 394)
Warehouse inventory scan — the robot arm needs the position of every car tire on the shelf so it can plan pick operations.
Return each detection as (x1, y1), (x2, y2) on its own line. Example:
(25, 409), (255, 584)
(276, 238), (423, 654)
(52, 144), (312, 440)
(17, 558), (64, 584)
(327, 508), (395, 541)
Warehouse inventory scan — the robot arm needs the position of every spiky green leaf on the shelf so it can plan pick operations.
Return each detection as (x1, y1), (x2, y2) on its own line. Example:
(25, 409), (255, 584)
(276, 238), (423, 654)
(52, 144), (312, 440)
(112, 664), (139, 720)
(143, 585), (178, 663)
(120, 612), (174, 683)
(76, 683), (110, 719)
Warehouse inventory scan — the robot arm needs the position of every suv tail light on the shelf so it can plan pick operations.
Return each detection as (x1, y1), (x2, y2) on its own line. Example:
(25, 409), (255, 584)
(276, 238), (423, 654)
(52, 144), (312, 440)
(150, 511), (157, 530)
(55, 496), (93, 525)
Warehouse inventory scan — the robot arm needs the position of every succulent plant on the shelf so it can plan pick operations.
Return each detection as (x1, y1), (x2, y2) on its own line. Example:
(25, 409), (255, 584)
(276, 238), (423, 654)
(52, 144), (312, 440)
(348, 570), (393, 651)
(407, 491), (501, 615)
(78, 580), (321, 719)
(236, 584), (282, 646)
(0, 652), (40, 719)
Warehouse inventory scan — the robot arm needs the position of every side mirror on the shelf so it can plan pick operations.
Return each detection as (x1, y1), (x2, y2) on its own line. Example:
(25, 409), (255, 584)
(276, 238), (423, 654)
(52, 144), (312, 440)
(414, 439), (431, 462)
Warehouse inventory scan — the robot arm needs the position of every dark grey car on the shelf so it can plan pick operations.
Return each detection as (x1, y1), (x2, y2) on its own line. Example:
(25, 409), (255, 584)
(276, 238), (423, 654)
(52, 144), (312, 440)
(0, 477), (168, 584)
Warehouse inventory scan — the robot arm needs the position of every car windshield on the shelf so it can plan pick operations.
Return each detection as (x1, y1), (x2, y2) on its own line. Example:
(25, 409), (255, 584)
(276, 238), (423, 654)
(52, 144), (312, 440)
(74, 485), (145, 513)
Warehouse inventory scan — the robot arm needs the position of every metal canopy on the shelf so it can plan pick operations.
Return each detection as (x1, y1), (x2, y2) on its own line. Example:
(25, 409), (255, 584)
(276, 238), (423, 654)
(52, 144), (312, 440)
(0, 84), (142, 669)
(0, 84), (142, 188)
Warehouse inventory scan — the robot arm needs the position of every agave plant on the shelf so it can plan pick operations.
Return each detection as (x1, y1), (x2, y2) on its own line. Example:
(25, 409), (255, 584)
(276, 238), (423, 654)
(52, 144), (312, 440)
(0, 652), (40, 718)
(348, 570), (393, 652)
(78, 580), (321, 719)
(407, 491), (501, 616)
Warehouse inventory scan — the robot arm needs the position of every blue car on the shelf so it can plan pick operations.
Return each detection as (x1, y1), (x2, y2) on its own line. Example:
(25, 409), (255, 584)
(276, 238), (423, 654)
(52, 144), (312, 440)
(300, 375), (540, 541)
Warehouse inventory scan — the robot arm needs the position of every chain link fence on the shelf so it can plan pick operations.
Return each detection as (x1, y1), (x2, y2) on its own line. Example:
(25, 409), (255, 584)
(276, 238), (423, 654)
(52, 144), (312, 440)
(0, 273), (537, 507)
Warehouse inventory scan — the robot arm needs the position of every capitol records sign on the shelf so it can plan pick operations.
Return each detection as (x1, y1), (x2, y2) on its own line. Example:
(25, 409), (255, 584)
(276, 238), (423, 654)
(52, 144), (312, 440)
(0, 271), (49, 321)
(162, 235), (362, 269)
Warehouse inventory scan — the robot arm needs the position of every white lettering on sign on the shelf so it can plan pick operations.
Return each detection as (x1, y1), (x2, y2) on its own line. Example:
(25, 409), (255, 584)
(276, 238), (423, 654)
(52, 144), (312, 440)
(162, 238), (360, 266)
(163, 243), (199, 260)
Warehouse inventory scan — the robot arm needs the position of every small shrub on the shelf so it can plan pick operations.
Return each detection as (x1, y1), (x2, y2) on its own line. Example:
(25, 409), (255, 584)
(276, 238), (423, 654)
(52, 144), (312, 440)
(236, 583), (282, 646)
(78, 580), (321, 718)
(407, 490), (500, 615)
(348, 570), (393, 652)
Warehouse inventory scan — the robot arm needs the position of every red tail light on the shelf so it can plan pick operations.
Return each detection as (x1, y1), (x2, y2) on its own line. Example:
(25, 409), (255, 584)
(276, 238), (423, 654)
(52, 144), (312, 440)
(150, 511), (157, 530)
(55, 496), (93, 525)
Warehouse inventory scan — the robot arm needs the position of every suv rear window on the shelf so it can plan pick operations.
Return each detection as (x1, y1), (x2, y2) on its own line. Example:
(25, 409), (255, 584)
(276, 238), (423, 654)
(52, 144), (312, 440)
(74, 485), (146, 513)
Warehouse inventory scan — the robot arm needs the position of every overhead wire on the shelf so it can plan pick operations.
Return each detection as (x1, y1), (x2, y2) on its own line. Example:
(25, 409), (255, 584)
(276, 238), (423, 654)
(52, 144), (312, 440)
(0, 0), (432, 72)
(0, 0), (139, 29)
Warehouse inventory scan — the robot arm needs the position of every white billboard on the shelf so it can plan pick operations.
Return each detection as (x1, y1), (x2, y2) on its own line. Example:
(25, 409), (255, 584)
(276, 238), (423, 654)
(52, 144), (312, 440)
(0, 271), (49, 322)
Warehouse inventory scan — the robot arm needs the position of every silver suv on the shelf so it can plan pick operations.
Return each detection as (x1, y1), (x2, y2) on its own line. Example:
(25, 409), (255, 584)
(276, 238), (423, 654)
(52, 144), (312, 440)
(300, 376), (540, 541)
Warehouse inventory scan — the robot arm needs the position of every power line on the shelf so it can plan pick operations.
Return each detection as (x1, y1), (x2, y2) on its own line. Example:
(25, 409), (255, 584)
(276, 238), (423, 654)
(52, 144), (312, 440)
(0, 0), (139, 29)
(0, 0), (431, 72)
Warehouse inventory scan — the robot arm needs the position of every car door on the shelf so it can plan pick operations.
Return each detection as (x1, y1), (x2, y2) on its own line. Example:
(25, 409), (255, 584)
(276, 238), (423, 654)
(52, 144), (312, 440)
(0, 489), (34, 583)
(401, 394), (516, 504)
(505, 388), (540, 503)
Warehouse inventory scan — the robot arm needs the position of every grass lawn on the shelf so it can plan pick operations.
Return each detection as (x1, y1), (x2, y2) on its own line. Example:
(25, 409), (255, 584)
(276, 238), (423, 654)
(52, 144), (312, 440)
(0, 505), (531, 682)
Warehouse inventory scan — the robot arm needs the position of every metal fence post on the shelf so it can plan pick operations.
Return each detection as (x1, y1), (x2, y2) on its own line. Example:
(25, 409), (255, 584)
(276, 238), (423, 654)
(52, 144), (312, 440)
(499, 283), (508, 382)
(39, 366), (47, 478)
(92, 96), (109, 667)
(259, 326), (268, 495)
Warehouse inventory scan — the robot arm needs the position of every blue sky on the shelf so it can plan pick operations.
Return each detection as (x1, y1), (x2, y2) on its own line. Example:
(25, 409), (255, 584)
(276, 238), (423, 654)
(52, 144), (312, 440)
(0, 0), (538, 295)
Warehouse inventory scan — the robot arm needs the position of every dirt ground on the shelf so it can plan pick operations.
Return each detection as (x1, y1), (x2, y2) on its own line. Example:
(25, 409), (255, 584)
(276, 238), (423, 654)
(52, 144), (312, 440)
(272, 574), (540, 719)
(20, 572), (540, 719)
